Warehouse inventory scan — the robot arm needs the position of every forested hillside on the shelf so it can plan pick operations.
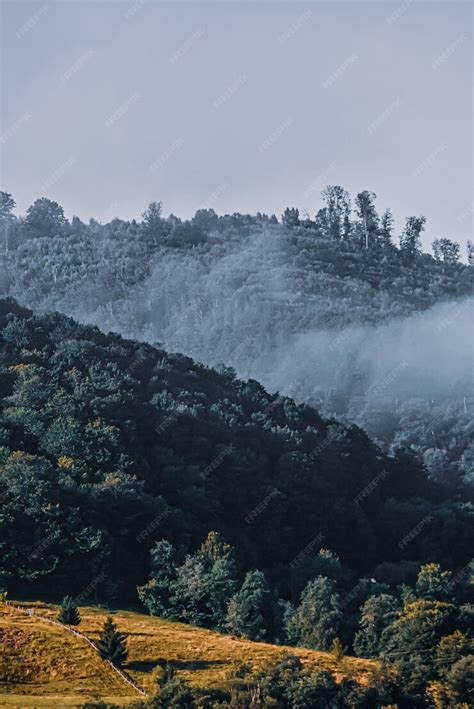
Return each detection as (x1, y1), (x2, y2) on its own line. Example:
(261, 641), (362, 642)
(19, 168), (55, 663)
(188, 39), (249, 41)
(1, 299), (473, 705)
(1, 189), (473, 488)
(1, 297), (472, 595)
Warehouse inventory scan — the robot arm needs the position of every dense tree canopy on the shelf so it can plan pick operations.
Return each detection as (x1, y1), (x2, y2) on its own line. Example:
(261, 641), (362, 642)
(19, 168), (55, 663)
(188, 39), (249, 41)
(1, 188), (472, 492)
(0, 299), (472, 606)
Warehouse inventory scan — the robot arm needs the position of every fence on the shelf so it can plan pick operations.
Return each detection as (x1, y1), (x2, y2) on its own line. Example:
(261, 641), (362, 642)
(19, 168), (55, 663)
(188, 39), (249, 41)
(0, 602), (147, 697)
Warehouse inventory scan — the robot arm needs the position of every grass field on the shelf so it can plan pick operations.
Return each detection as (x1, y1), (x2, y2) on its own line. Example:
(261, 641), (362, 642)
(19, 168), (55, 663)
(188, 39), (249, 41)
(0, 601), (377, 707)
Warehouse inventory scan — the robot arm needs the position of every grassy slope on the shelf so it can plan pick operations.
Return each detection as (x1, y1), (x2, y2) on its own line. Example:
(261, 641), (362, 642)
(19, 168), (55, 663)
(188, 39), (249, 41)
(0, 602), (376, 707)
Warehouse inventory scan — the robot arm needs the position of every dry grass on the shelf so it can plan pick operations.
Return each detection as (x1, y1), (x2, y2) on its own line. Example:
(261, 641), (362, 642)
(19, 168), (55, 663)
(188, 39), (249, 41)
(0, 601), (377, 707)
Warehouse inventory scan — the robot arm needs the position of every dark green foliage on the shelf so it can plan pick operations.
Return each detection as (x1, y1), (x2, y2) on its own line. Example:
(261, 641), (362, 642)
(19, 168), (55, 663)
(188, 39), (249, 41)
(138, 533), (238, 630)
(354, 593), (399, 658)
(284, 576), (342, 650)
(146, 664), (197, 708)
(382, 599), (457, 696)
(58, 595), (80, 625)
(137, 540), (177, 618)
(0, 299), (473, 605)
(1, 189), (473, 702)
(225, 570), (271, 641)
(96, 616), (128, 667)
(444, 655), (474, 704)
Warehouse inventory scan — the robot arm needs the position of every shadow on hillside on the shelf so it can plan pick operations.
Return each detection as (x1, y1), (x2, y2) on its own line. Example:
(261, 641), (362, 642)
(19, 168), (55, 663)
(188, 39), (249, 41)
(127, 658), (226, 673)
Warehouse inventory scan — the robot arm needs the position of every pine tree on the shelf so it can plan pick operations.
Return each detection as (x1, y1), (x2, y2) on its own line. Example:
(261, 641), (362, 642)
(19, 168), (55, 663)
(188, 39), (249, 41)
(58, 595), (80, 626)
(96, 616), (128, 667)
(330, 637), (347, 664)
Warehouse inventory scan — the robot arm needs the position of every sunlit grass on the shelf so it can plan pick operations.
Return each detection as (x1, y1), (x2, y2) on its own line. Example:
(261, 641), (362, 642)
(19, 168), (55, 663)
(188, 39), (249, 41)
(0, 601), (377, 707)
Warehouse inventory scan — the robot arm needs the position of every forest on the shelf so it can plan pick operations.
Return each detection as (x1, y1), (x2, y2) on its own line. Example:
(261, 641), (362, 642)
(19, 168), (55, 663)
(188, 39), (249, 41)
(1, 188), (473, 491)
(0, 297), (473, 705)
(0, 189), (473, 705)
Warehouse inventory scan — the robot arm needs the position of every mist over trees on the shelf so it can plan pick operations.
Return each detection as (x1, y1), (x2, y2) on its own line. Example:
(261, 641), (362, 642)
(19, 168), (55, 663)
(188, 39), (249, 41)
(1, 188), (472, 487)
(0, 299), (472, 703)
(0, 189), (472, 704)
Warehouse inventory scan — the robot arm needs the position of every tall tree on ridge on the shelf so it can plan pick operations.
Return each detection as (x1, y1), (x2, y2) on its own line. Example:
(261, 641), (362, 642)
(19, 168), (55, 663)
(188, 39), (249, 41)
(379, 208), (394, 246)
(24, 197), (66, 239)
(400, 216), (426, 258)
(355, 191), (379, 249)
(321, 186), (351, 240)
(0, 192), (16, 253)
(432, 238), (460, 268)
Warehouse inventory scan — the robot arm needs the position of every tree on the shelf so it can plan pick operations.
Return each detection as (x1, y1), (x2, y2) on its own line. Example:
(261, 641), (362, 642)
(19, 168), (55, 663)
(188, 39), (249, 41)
(137, 540), (177, 618)
(379, 208), (394, 246)
(330, 637), (346, 664)
(285, 576), (341, 650)
(444, 655), (474, 704)
(24, 198), (66, 239)
(415, 563), (452, 601)
(321, 186), (351, 240)
(354, 593), (399, 658)
(58, 595), (80, 625)
(355, 191), (378, 249)
(0, 192), (16, 252)
(286, 668), (343, 708)
(142, 201), (165, 246)
(168, 556), (208, 626)
(96, 616), (128, 666)
(192, 208), (218, 232)
(282, 207), (300, 229)
(382, 600), (456, 694)
(226, 570), (271, 641)
(400, 215), (426, 258)
(467, 240), (474, 267)
(432, 238), (460, 267)
(200, 535), (238, 627)
(435, 630), (472, 679)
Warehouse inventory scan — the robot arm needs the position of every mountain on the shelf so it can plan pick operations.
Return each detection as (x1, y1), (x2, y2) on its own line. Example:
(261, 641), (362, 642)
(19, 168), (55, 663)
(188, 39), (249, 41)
(1, 298), (472, 604)
(3, 198), (473, 486)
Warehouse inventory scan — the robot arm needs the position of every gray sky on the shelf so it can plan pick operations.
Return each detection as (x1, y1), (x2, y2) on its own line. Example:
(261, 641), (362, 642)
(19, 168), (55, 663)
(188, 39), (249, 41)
(1, 0), (472, 251)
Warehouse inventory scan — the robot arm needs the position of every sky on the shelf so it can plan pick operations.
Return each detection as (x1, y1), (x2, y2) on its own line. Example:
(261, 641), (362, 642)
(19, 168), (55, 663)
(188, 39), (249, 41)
(1, 0), (473, 252)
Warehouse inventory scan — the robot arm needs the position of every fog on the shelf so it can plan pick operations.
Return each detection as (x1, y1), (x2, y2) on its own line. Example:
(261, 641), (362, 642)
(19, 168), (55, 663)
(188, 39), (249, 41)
(62, 227), (472, 441)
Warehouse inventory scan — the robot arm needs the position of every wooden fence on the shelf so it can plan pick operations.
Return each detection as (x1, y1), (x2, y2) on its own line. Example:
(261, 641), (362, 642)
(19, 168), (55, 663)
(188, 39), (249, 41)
(0, 602), (147, 697)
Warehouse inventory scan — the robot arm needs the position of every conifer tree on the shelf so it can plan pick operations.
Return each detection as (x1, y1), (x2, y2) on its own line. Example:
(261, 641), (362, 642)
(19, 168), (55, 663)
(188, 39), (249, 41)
(96, 616), (128, 667)
(58, 595), (80, 626)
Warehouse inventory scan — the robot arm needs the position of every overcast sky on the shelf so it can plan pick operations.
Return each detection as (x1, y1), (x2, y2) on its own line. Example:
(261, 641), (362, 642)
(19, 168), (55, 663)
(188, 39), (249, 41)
(1, 0), (472, 251)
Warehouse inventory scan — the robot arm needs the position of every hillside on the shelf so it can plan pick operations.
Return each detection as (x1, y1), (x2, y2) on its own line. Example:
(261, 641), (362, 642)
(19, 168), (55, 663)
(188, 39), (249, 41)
(0, 601), (376, 707)
(2, 192), (473, 485)
(1, 297), (472, 606)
